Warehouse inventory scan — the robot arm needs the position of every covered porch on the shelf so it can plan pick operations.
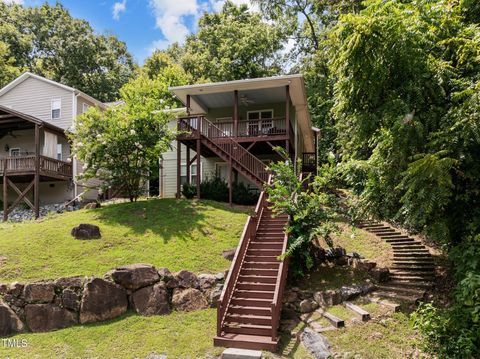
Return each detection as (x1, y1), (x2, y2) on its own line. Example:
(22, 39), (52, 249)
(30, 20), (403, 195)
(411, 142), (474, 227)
(0, 105), (73, 221)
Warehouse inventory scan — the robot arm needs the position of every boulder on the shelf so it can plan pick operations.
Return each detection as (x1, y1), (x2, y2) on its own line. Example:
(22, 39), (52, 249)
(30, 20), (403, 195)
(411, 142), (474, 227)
(351, 259), (377, 271)
(370, 267), (390, 283)
(299, 299), (319, 313)
(71, 224), (101, 240)
(325, 247), (346, 259)
(198, 274), (216, 290)
(54, 276), (85, 289)
(0, 300), (24, 336)
(221, 248), (236, 261)
(158, 267), (177, 288)
(175, 270), (199, 289)
(214, 272), (225, 282)
(346, 252), (363, 259)
(7, 282), (24, 297)
(208, 285), (223, 308)
(340, 285), (363, 301)
(62, 289), (81, 311)
(132, 283), (170, 316)
(23, 282), (55, 303)
(111, 264), (160, 290)
(171, 288), (208, 311)
(79, 278), (128, 324)
(313, 290), (342, 307)
(25, 304), (77, 332)
(283, 290), (299, 304)
(0, 283), (8, 295)
(300, 327), (332, 359)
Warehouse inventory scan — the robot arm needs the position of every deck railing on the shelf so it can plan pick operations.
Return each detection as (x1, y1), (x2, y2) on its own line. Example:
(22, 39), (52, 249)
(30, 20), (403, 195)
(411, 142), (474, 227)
(216, 175), (270, 336)
(214, 118), (288, 138)
(179, 116), (269, 184)
(0, 155), (72, 177)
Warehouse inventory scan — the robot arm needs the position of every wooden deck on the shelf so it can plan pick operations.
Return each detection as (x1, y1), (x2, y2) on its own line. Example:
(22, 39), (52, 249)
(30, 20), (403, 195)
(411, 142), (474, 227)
(0, 155), (72, 180)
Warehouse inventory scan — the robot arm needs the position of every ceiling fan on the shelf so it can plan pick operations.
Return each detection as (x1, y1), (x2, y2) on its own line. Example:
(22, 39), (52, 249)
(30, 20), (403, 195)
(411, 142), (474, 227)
(240, 94), (255, 106)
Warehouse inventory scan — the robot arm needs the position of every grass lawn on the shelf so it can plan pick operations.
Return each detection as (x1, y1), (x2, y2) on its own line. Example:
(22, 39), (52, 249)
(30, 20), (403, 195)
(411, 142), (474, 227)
(0, 199), (249, 282)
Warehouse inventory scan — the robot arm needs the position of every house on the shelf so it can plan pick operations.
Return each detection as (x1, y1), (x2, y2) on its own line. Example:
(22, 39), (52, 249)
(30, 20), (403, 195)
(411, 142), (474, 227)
(163, 74), (318, 200)
(166, 74), (318, 350)
(0, 72), (106, 220)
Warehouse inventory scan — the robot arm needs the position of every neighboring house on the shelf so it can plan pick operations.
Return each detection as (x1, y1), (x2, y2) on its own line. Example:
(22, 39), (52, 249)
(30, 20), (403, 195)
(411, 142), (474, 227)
(163, 74), (318, 200)
(0, 72), (106, 219)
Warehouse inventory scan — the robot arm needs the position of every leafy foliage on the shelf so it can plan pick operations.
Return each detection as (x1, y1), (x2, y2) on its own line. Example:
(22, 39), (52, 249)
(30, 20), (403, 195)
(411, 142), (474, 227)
(0, 2), (135, 102)
(266, 154), (337, 277)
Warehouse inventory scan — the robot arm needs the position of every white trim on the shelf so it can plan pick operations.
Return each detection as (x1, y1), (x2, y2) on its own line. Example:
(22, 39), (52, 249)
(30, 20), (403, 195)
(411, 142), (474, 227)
(82, 103), (90, 113)
(9, 147), (20, 156)
(181, 162), (203, 183)
(51, 98), (61, 119)
(56, 143), (63, 161)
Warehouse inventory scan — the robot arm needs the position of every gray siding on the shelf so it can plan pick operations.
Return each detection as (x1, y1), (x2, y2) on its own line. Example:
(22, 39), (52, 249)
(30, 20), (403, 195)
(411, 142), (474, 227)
(0, 77), (74, 130)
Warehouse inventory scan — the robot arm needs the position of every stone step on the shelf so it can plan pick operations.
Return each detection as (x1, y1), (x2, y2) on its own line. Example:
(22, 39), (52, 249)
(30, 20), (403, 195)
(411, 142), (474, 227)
(319, 310), (345, 328)
(388, 280), (434, 289)
(372, 291), (422, 302)
(344, 302), (370, 321)
(376, 284), (426, 296)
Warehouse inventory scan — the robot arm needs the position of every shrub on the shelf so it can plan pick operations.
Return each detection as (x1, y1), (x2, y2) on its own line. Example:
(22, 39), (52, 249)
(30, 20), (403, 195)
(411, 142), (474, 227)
(232, 182), (259, 205)
(181, 183), (196, 199)
(200, 176), (228, 202)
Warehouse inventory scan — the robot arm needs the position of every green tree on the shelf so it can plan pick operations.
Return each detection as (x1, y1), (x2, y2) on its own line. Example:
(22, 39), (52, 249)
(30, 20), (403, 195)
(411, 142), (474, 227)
(158, 1), (287, 82)
(70, 75), (178, 202)
(0, 2), (136, 102)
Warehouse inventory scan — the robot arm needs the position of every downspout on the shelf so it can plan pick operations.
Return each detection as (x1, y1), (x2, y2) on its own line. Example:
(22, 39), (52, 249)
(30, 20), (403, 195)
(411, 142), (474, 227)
(72, 92), (80, 198)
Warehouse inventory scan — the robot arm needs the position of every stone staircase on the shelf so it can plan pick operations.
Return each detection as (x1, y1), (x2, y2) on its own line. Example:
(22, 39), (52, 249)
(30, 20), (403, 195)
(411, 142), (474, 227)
(357, 220), (435, 304)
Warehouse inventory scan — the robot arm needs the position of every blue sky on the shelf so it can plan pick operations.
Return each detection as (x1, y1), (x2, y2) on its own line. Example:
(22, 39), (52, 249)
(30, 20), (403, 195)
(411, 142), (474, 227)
(11, 0), (255, 64)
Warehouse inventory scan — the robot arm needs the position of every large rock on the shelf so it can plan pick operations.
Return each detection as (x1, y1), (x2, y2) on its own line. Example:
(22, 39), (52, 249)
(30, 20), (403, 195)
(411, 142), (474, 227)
(111, 264), (160, 290)
(132, 283), (170, 316)
(175, 270), (199, 289)
(7, 282), (24, 297)
(172, 288), (208, 311)
(313, 290), (342, 307)
(299, 299), (319, 313)
(0, 300), (24, 336)
(300, 327), (332, 359)
(54, 276), (85, 289)
(62, 289), (81, 311)
(198, 274), (216, 290)
(158, 267), (177, 288)
(79, 278), (128, 324)
(370, 267), (390, 283)
(25, 304), (77, 332)
(23, 282), (55, 303)
(340, 285), (364, 301)
(71, 224), (101, 240)
(221, 248), (236, 261)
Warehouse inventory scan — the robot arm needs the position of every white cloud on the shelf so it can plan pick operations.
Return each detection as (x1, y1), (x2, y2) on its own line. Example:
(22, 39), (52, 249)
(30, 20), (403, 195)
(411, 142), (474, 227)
(112, 0), (127, 21)
(2, 0), (24, 4)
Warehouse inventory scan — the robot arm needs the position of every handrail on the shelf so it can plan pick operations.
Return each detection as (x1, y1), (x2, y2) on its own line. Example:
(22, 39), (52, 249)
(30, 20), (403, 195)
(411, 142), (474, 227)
(179, 116), (269, 184)
(0, 155), (72, 177)
(217, 180), (269, 336)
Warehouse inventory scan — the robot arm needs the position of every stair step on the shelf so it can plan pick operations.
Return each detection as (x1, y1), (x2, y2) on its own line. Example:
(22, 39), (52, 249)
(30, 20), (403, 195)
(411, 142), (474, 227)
(253, 237), (284, 243)
(377, 285), (426, 295)
(379, 233), (410, 238)
(234, 289), (274, 299)
(390, 245), (426, 250)
(256, 231), (284, 236)
(224, 323), (272, 336)
(390, 274), (435, 281)
(391, 264), (435, 270)
(385, 238), (416, 243)
(241, 268), (278, 277)
(244, 255), (279, 263)
(249, 242), (283, 250)
(321, 311), (345, 328)
(345, 302), (370, 321)
(214, 333), (277, 351)
(237, 275), (277, 284)
(369, 228), (396, 233)
(393, 259), (434, 264)
(246, 249), (282, 256)
(228, 305), (271, 316)
(243, 262), (279, 269)
(225, 313), (272, 326)
(393, 253), (431, 258)
(236, 282), (276, 291)
(372, 291), (423, 302)
(388, 280), (434, 289)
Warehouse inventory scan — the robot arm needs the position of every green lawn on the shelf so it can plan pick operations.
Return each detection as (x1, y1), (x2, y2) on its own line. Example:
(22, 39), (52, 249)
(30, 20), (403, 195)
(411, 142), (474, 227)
(0, 199), (249, 282)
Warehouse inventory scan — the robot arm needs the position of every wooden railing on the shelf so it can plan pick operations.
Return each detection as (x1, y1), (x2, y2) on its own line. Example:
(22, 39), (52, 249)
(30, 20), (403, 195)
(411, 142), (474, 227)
(302, 152), (317, 173)
(0, 155), (72, 177)
(271, 227), (289, 341)
(217, 179), (269, 336)
(214, 118), (288, 138)
(179, 116), (269, 184)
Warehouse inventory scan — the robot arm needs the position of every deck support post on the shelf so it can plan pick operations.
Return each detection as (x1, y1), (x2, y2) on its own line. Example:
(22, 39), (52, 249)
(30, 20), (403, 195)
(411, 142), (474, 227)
(228, 156), (232, 206)
(285, 85), (291, 159)
(196, 138), (201, 200)
(186, 147), (190, 184)
(233, 90), (238, 137)
(176, 140), (181, 199)
(34, 124), (40, 219)
(3, 161), (7, 222)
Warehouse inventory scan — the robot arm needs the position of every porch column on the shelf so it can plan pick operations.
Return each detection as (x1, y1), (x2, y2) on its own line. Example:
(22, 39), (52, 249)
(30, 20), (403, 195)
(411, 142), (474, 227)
(233, 90), (238, 137)
(285, 85), (291, 158)
(34, 124), (40, 219)
(186, 95), (191, 116)
(3, 160), (7, 222)
(196, 139), (201, 199)
(176, 140), (181, 199)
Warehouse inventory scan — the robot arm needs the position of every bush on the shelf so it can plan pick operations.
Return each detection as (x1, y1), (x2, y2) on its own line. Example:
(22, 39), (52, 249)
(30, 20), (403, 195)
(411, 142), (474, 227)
(200, 176), (229, 202)
(232, 182), (259, 205)
(181, 183), (196, 199)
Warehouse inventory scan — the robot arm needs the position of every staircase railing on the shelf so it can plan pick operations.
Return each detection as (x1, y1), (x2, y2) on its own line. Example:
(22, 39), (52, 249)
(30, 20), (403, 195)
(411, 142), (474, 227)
(216, 175), (271, 336)
(179, 116), (269, 184)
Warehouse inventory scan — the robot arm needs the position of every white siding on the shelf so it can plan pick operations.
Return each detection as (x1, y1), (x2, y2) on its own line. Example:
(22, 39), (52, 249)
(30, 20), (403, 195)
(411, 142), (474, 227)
(0, 77), (74, 130)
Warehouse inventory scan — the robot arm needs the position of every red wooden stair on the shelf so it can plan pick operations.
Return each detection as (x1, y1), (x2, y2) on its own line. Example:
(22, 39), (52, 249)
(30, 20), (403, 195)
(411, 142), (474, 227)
(214, 188), (289, 351)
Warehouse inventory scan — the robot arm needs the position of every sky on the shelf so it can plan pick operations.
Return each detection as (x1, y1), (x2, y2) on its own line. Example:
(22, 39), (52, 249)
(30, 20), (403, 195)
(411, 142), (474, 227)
(7, 0), (256, 64)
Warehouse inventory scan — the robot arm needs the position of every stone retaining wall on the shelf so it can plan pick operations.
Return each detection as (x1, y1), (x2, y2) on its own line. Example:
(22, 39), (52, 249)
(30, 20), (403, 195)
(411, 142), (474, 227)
(0, 264), (225, 336)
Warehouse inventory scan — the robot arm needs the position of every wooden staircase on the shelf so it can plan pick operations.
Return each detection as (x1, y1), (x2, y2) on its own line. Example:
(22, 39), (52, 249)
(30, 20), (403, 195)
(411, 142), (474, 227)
(214, 185), (289, 351)
(178, 116), (269, 188)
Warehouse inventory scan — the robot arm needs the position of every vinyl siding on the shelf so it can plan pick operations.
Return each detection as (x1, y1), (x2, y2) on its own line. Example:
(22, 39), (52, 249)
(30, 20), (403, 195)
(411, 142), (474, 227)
(0, 77), (74, 130)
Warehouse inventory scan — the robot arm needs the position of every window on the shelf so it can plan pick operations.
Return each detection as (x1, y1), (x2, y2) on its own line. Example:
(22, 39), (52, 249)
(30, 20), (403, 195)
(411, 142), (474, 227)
(9, 148), (20, 157)
(57, 144), (62, 161)
(181, 163), (202, 184)
(247, 110), (274, 135)
(82, 103), (90, 113)
(51, 99), (61, 119)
